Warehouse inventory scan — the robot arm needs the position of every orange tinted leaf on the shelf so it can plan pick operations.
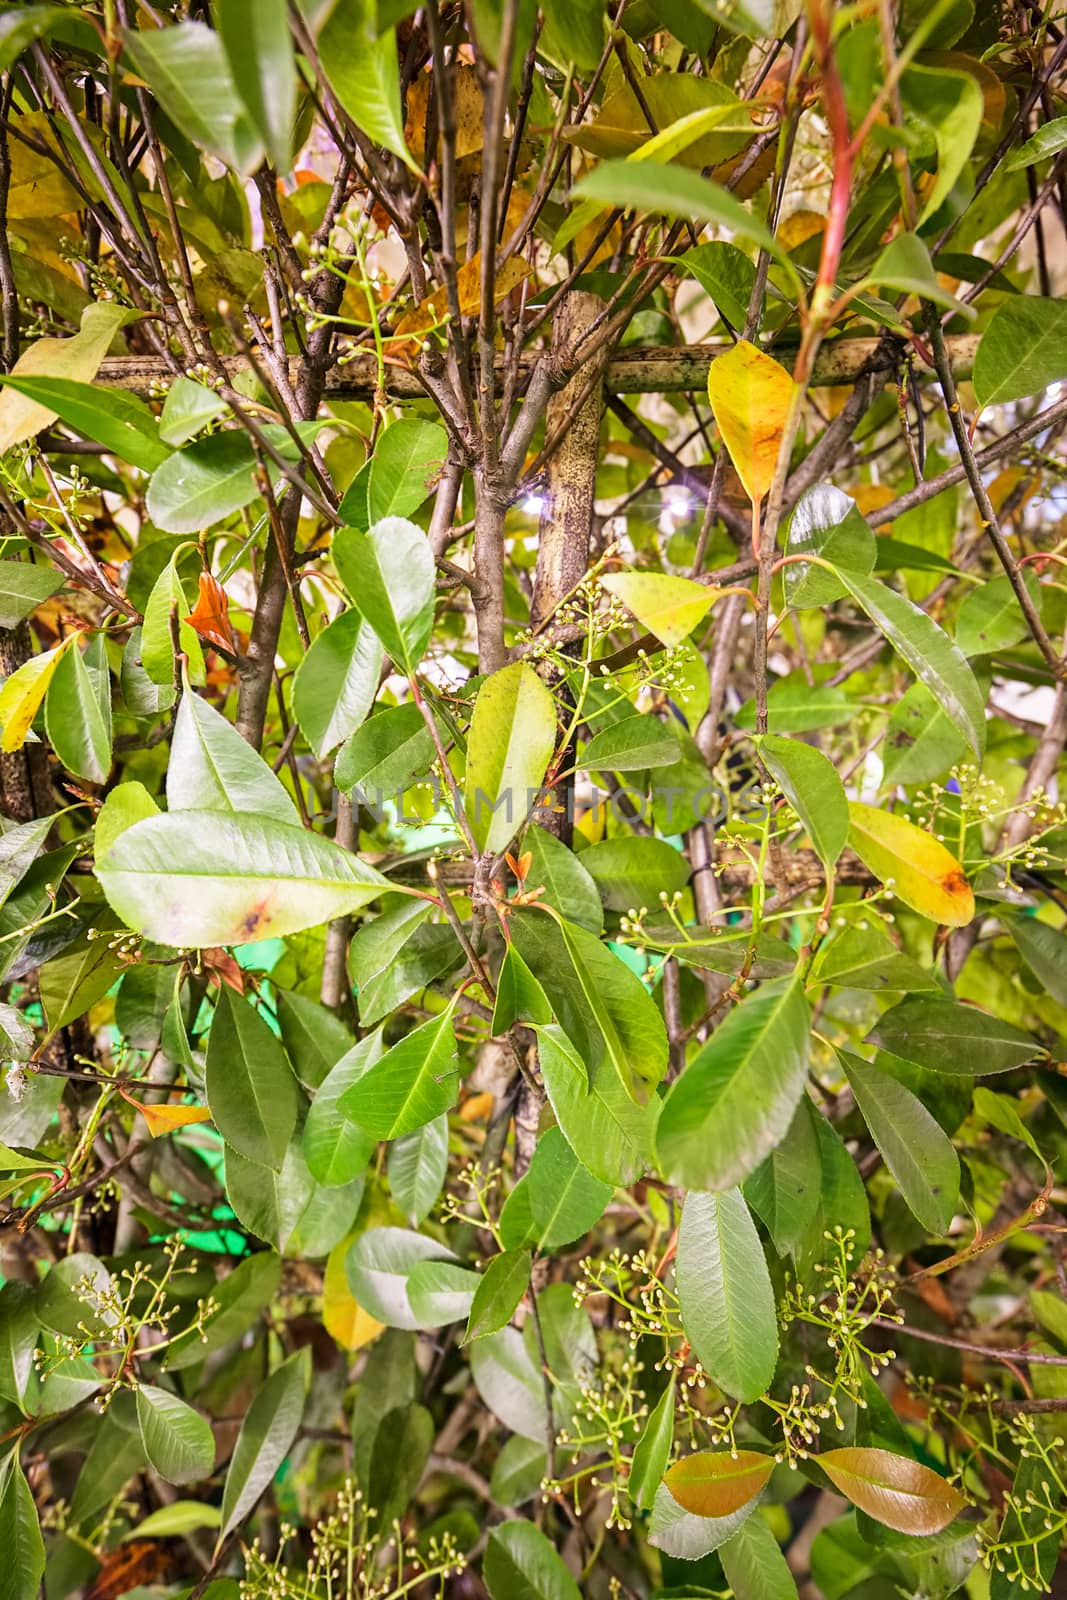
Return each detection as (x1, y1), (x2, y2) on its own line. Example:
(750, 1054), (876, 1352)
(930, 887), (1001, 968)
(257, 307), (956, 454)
(847, 803), (974, 927)
(818, 1447), (965, 1535)
(664, 1450), (774, 1518)
(184, 572), (234, 655)
(392, 255), (529, 362)
(601, 572), (717, 649)
(84, 1544), (170, 1600)
(137, 1100), (213, 1138)
(706, 340), (795, 506)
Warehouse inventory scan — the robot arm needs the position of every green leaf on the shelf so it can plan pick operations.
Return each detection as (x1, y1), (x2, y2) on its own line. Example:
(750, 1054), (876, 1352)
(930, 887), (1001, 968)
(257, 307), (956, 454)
(973, 296), (1067, 410)
(145, 426), (312, 534)
(582, 714), (681, 772)
(656, 977), (810, 1191)
(956, 573), (1043, 656)
(796, 1112), (871, 1272)
(166, 1252), (281, 1370)
(573, 160), (783, 262)
(0, 303), (139, 454)
(68, 1393), (144, 1523)
(1008, 916), (1067, 1009)
(350, 901), (458, 1027)
(122, 20), (263, 173)
(43, 634), (111, 785)
(882, 681), (969, 788)
(680, 240), (755, 333)
(387, 1114), (449, 1224)
(335, 702), (434, 799)
(579, 835), (689, 912)
(292, 610), (383, 758)
(0, 815), (57, 911)
(600, 570), (716, 648)
(839, 1050), (959, 1234)
(810, 919), (940, 994)
(743, 1095), (822, 1256)
(346, 1227), (456, 1330)
(97, 809), (391, 947)
(216, 0), (295, 172)
(464, 662), (558, 856)
(513, 910), (668, 1102)
(664, 1449), (775, 1518)
(524, 1124), (612, 1249)
(219, 1349), (310, 1544)
(125, 1502), (222, 1539)
(628, 1375), (675, 1513)
(0, 1453), (45, 1600)
(0, 1284), (37, 1410)
(720, 1513), (799, 1600)
(491, 942), (554, 1034)
(867, 998), (1042, 1076)
(1005, 115), (1067, 170)
(522, 825), (603, 934)
(365, 1403), (433, 1525)
(333, 517), (435, 674)
(0, 375), (169, 471)
(225, 1140), (362, 1258)
(94, 781), (159, 864)
(0, 561), (63, 630)
(405, 1259), (480, 1327)
(463, 1249), (531, 1343)
(303, 1032), (381, 1185)
(759, 734), (848, 870)
(317, 0), (417, 170)
(818, 1447), (965, 1536)
(783, 486), (876, 609)
(469, 1324), (548, 1441)
(484, 1519), (582, 1600)
(863, 233), (974, 318)
(158, 376), (227, 446)
(206, 987), (299, 1170)
(536, 1023), (659, 1186)
(0, 5), (75, 73)
(368, 419), (447, 520)
(734, 677), (854, 733)
(900, 63), (983, 225)
(675, 1188), (778, 1402)
(834, 569), (985, 762)
(339, 1000), (458, 1138)
(169, 683), (299, 824)
(136, 1384), (215, 1486)
(490, 1435), (546, 1508)
(140, 551), (205, 687)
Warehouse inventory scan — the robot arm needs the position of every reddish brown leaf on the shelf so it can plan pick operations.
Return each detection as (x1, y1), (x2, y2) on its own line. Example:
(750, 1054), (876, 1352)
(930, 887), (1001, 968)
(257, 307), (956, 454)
(818, 1447), (965, 1535)
(663, 1450), (775, 1518)
(184, 571), (234, 655)
(84, 1543), (170, 1600)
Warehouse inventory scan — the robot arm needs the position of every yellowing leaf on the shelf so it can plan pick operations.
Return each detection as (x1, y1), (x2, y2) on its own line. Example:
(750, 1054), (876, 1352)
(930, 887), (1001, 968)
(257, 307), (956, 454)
(818, 1447), (965, 1536)
(601, 572), (717, 649)
(0, 302), (139, 454)
(323, 1233), (384, 1351)
(0, 636), (75, 752)
(392, 255), (529, 361)
(847, 803), (974, 927)
(138, 1101), (213, 1138)
(664, 1450), (775, 1518)
(706, 339), (795, 507)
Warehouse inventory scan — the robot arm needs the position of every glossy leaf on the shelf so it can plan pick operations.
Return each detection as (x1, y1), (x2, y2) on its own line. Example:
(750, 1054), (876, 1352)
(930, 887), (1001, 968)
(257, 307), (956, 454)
(973, 295), (1067, 409)
(387, 1114), (449, 1224)
(628, 1376), (675, 1512)
(317, 0), (417, 169)
(648, 1480), (759, 1559)
(720, 1513), (799, 1600)
(216, 0), (295, 172)
(122, 20), (262, 172)
(600, 571), (716, 648)
(367, 419), (447, 520)
(839, 1051), (959, 1234)
(783, 486), (876, 609)
(706, 339), (795, 506)
(303, 1032), (381, 1186)
(582, 714), (681, 771)
(405, 1260), (480, 1328)
(140, 552), (205, 688)
(168, 682), (298, 823)
(0, 637), (72, 753)
(657, 977), (810, 1191)
(665, 1450), (775, 1518)
(846, 804), (974, 927)
(574, 160), (782, 260)
(339, 1000), (458, 1138)
(335, 702), (435, 800)
(97, 810), (391, 947)
(1009, 916), (1067, 1009)
(0, 562), (63, 630)
(1005, 115), (1067, 170)
(535, 1023), (659, 1186)
(0, 303), (138, 452)
(136, 1384), (215, 1485)
(292, 610), (383, 758)
(524, 1124), (612, 1249)
(206, 987), (298, 1170)
(818, 1447), (965, 1535)
(0, 374), (169, 471)
(346, 1227), (456, 1330)
(0, 1453), (45, 1600)
(464, 662), (558, 855)
(957, 573), (1043, 656)
(759, 734), (848, 870)
(743, 1096), (822, 1256)
(464, 1249), (531, 1343)
(333, 517), (435, 674)
(484, 1520), (581, 1600)
(867, 998), (1041, 1075)
(579, 835), (689, 911)
(676, 1189), (778, 1402)
(522, 824), (603, 934)
(219, 1349), (310, 1544)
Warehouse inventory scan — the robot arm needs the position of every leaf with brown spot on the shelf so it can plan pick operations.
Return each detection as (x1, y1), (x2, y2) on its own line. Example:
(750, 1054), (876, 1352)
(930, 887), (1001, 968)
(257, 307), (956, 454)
(84, 1543), (171, 1600)
(706, 339), (795, 507)
(818, 1447), (965, 1535)
(663, 1450), (774, 1519)
(846, 803), (974, 927)
(184, 571), (235, 655)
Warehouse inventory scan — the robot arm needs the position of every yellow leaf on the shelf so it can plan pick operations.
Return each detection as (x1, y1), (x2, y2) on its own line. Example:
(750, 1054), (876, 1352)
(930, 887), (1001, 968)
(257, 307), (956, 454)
(391, 255), (529, 362)
(323, 1233), (384, 1352)
(847, 803), (974, 928)
(602, 571), (717, 649)
(138, 1102), (214, 1138)
(0, 302), (140, 454)
(706, 339), (795, 507)
(0, 637), (75, 752)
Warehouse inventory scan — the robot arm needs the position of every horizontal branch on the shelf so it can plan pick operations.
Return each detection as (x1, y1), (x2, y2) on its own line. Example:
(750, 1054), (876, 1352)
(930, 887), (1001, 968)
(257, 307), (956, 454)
(94, 334), (981, 403)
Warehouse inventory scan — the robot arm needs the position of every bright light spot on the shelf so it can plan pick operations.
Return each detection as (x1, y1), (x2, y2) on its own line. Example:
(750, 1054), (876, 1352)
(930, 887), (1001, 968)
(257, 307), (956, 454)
(522, 494), (545, 515)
